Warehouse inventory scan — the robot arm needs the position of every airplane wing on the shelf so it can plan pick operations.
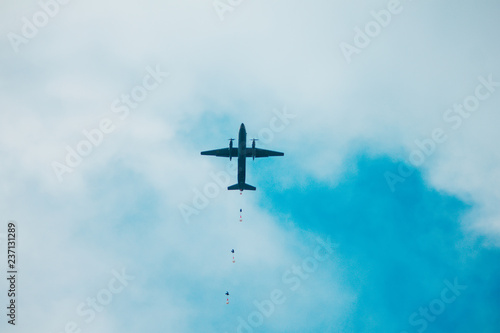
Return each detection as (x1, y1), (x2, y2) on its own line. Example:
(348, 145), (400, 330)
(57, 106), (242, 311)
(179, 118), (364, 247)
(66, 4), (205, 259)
(247, 148), (284, 158)
(201, 148), (238, 157)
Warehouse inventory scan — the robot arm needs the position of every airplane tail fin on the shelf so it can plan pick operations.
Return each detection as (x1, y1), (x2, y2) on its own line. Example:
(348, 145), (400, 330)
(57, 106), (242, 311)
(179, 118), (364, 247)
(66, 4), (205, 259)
(228, 183), (256, 191)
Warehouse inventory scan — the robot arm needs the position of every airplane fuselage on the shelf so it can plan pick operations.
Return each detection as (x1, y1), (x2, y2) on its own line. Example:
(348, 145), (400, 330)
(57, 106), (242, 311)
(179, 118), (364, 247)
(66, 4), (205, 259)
(237, 123), (247, 189)
(200, 122), (283, 191)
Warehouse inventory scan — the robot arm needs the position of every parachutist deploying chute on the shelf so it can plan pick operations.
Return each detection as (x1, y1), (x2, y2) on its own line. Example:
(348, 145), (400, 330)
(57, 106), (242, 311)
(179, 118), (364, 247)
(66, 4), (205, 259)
(225, 291), (230, 304)
(239, 208), (242, 222)
(231, 249), (235, 263)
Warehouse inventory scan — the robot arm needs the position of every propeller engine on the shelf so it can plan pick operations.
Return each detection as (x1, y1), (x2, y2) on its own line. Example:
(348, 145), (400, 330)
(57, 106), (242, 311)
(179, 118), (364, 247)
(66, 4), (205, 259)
(228, 138), (235, 160)
(251, 138), (258, 160)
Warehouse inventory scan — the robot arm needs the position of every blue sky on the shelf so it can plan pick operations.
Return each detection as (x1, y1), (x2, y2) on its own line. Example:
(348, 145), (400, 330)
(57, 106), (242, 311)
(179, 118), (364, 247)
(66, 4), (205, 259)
(1, 0), (500, 332)
(264, 155), (500, 332)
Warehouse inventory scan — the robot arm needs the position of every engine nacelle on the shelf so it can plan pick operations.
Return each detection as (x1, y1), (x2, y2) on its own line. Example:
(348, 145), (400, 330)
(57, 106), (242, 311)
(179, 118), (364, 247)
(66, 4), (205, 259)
(252, 139), (256, 160)
(229, 139), (234, 160)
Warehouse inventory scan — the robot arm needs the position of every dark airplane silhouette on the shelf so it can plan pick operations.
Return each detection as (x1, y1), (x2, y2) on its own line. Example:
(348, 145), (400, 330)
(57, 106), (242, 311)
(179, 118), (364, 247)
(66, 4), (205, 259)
(201, 123), (284, 191)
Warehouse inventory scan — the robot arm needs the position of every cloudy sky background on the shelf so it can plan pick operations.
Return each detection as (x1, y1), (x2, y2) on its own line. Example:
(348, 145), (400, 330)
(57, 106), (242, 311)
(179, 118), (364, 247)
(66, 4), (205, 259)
(1, 0), (500, 332)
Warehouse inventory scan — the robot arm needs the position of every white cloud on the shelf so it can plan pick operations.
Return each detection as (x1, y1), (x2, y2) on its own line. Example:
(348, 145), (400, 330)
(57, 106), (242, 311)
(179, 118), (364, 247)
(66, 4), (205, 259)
(1, 0), (500, 331)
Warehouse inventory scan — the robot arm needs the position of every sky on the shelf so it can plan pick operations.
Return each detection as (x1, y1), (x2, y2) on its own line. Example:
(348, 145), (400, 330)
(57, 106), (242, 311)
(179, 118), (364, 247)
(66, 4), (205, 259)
(1, 0), (500, 332)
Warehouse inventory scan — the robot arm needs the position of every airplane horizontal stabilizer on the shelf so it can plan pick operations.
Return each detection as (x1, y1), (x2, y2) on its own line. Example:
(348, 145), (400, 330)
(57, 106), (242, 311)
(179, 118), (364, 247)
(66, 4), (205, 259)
(228, 183), (256, 191)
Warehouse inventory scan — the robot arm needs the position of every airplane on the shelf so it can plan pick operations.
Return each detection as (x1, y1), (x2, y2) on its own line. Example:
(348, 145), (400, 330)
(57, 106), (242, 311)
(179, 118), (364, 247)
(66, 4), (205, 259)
(201, 123), (284, 191)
